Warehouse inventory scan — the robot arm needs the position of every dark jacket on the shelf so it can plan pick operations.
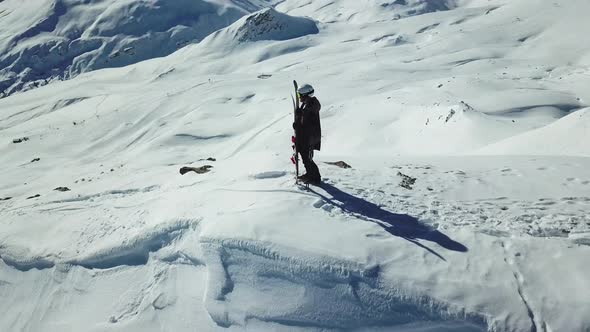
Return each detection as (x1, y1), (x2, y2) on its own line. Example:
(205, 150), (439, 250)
(293, 96), (321, 151)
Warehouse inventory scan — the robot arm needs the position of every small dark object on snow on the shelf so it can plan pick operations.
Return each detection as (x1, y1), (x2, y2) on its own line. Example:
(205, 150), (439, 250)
(13, 137), (29, 144)
(27, 194), (41, 199)
(257, 74), (272, 79)
(31, 158), (40, 163)
(325, 161), (352, 169)
(54, 187), (71, 192)
(445, 109), (456, 123)
(180, 165), (213, 175)
(0, 197), (12, 201)
(437, 84), (443, 88)
(397, 172), (417, 190)
(206, 157), (216, 161)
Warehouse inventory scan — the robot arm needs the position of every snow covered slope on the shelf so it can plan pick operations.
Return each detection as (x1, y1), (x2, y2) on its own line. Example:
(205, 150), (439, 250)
(1, 0), (590, 331)
(0, 0), (276, 97)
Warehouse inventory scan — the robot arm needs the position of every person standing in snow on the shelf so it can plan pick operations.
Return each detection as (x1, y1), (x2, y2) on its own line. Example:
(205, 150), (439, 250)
(293, 83), (322, 184)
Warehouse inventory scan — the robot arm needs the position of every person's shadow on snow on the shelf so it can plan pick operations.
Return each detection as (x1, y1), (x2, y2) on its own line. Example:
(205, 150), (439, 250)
(308, 182), (468, 261)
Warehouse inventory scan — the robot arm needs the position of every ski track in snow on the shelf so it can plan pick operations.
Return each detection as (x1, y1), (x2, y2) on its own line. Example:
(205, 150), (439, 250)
(501, 241), (539, 332)
(47, 185), (161, 204)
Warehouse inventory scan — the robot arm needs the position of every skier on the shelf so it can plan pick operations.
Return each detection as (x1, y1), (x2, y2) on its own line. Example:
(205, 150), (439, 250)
(293, 83), (322, 185)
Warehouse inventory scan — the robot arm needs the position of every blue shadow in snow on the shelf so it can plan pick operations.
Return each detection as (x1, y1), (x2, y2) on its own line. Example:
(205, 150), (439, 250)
(307, 183), (468, 261)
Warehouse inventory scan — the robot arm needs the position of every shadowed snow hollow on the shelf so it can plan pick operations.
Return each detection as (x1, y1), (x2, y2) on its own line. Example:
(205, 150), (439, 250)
(0, 0), (275, 97)
(473, 107), (590, 157)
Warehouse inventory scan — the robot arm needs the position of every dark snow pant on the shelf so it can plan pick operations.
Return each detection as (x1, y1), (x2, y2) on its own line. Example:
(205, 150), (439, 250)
(299, 144), (321, 181)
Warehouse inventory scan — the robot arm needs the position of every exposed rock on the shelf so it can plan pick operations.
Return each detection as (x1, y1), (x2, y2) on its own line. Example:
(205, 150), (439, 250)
(325, 161), (352, 169)
(12, 137), (29, 144)
(445, 109), (456, 123)
(397, 172), (417, 190)
(180, 165), (213, 175)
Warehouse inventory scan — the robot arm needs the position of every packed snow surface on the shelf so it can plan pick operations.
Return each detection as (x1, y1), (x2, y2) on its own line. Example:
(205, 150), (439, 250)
(1, 0), (589, 331)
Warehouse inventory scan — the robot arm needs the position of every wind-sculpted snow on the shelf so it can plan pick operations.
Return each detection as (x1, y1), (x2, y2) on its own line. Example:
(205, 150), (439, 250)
(0, 0), (274, 97)
(0, 218), (198, 271)
(200, 237), (486, 330)
(70, 218), (198, 269)
(0, 252), (56, 272)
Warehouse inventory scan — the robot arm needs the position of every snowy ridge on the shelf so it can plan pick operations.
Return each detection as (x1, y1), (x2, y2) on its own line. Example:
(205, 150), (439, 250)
(231, 8), (318, 43)
(474, 107), (590, 157)
(277, 0), (457, 24)
(198, 7), (318, 55)
(0, 250), (56, 272)
(0, 218), (199, 271)
(70, 218), (199, 269)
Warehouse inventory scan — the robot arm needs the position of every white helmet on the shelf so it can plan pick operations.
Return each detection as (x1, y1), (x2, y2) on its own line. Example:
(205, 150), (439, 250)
(297, 83), (314, 97)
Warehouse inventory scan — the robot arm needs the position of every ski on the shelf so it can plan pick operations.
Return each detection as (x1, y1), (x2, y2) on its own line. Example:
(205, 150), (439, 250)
(292, 80), (300, 183)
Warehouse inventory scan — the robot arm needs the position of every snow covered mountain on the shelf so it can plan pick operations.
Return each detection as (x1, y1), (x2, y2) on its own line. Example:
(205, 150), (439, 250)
(1, 0), (589, 331)
(0, 0), (276, 97)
